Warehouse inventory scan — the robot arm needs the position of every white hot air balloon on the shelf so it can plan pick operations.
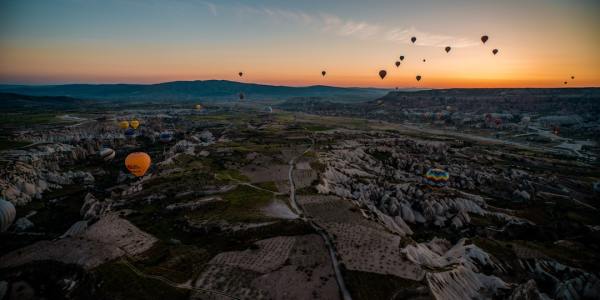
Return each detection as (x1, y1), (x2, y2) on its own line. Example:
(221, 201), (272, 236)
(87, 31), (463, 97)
(0, 198), (16, 232)
(99, 148), (116, 161)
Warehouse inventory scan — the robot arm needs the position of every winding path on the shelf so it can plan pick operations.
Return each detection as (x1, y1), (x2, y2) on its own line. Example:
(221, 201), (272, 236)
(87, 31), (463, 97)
(287, 137), (353, 300)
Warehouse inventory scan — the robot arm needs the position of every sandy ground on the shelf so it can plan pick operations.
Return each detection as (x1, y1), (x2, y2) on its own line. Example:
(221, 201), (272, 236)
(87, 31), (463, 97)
(0, 213), (157, 270)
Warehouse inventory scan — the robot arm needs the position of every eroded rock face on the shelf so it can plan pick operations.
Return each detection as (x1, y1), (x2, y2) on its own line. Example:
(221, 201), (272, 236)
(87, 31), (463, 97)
(0, 143), (95, 205)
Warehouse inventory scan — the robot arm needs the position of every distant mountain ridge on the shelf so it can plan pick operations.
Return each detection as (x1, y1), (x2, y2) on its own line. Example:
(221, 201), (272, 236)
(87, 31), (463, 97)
(0, 80), (388, 101)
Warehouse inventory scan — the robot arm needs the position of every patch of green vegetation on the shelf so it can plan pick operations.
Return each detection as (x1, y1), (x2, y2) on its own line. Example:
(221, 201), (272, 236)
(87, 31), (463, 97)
(0, 138), (30, 150)
(302, 124), (332, 132)
(207, 185), (273, 222)
(91, 262), (189, 300)
(215, 169), (249, 182)
(255, 181), (278, 192)
(134, 243), (211, 283)
(0, 113), (59, 126)
(343, 270), (430, 300)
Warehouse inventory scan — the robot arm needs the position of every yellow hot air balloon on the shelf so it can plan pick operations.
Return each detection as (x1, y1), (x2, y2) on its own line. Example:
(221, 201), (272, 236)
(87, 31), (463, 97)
(195, 104), (203, 110)
(125, 152), (151, 177)
(130, 120), (140, 129)
(119, 121), (130, 129)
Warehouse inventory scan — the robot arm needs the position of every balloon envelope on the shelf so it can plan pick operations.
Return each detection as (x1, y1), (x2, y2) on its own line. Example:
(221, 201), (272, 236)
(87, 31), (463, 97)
(378, 70), (387, 79)
(481, 35), (489, 43)
(399, 55), (405, 61)
(99, 148), (115, 161)
(0, 198), (16, 232)
(239, 93), (245, 100)
(411, 37), (416, 43)
(159, 132), (172, 143)
(119, 121), (129, 129)
(416, 75), (422, 81)
(125, 152), (151, 177)
(424, 168), (450, 187)
(124, 128), (136, 138)
(195, 104), (203, 110)
(238, 72), (243, 77)
(321, 71), (326, 77)
(492, 49), (498, 55)
(130, 120), (140, 129)
(445, 46), (451, 53)
(395, 61), (401, 67)
(571, 76), (575, 80)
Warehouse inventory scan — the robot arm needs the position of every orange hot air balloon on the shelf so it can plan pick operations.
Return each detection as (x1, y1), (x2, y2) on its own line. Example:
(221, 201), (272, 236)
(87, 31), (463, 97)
(119, 121), (129, 129)
(125, 152), (151, 177)
(130, 120), (140, 129)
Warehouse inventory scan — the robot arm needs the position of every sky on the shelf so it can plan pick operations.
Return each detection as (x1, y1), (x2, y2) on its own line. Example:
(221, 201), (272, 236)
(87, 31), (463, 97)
(0, 0), (599, 88)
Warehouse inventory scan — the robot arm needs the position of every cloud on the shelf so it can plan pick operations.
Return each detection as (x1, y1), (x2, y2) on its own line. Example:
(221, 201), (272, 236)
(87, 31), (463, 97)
(200, 1), (217, 16)
(235, 5), (477, 47)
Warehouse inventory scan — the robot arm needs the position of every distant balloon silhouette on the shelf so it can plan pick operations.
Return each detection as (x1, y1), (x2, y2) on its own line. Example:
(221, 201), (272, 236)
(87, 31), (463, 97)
(238, 72), (243, 77)
(481, 35), (489, 44)
(378, 70), (387, 79)
(239, 93), (245, 100)
(321, 70), (326, 77)
(399, 55), (405, 61)
(411, 37), (417, 43)
(492, 49), (499, 55)
(395, 61), (401, 67)
(423, 59), (426, 62)
(564, 81), (568, 85)
(416, 75), (422, 81)
(445, 46), (451, 53)
(571, 76), (575, 80)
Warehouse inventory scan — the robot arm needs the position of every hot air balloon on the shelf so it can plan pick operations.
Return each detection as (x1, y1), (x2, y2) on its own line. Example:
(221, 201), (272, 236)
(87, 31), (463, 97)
(130, 120), (140, 129)
(399, 55), (405, 61)
(424, 168), (450, 188)
(124, 128), (136, 138)
(378, 70), (387, 79)
(0, 198), (16, 232)
(265, 106), (273, 113)
(159, 132), (173, 143)
(571, 76), (575, 80)
(423, 59), (426, 62)
(321, 71), (326, 77)
(125, 152), (151, 177)
(195, 104), (203, 110)
(445, 46), (451, 53)
(492, 49), (498, 55)
(411, 37), (417, 43)
(395, 61), (401, 67)
(416, 75), (422, 81)
(564, 81), (568, 85)
(238, 72), (243, 77)
(239, 93), (245, 100)
(98, 148), (115, 161)
(119, 121), (129, 129)
(481, 35), (489, 44)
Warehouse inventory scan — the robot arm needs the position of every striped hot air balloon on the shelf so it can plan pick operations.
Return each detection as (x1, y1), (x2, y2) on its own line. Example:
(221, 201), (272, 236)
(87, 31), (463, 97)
(424, 168), (450, 188)
(0, 198), (16, 232)
(98, 148), (115, 161)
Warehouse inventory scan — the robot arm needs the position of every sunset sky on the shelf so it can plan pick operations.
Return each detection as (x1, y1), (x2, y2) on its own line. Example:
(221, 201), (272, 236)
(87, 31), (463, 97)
(1, 0), (599, 88)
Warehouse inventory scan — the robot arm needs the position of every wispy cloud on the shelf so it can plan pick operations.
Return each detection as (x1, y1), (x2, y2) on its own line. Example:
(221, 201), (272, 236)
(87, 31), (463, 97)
(200, 1), (217, 16)
(234, 5), (477, 48)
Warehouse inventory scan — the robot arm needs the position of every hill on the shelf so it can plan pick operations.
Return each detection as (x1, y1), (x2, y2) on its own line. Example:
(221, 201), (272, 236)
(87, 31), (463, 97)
(0, 80), (388, 102)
